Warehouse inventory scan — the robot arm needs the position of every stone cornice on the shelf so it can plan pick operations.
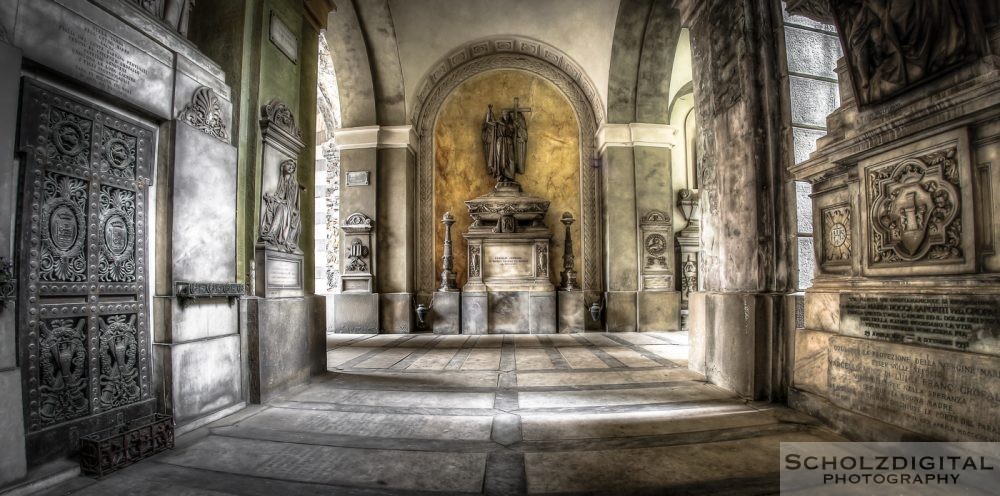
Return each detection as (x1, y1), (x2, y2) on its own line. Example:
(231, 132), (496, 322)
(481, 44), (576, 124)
(596, 123), (679, 155)
(332, 125), (419, 153)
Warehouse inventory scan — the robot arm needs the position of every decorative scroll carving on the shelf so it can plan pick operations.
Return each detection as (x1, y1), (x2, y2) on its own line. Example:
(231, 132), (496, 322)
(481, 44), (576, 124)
(415, 38), (602, 296)
(832, 0), (989, 105)
(178, 86), (230, 142)
(342, 212), (373, 232)
(868, 148), (962, 265)
(40, 172), (88, 282)
(99, 186), (137, 282)
(260, 99), (302, 139)
(259, 159), (304, 254)
(39, 318), (90, 426)
(822, 205), (852, 265)
(98, 314), (140, 409)
(341, 213), (374, 291)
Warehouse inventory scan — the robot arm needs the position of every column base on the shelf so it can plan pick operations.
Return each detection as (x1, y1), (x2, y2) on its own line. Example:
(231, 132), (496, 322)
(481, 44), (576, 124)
(431, 291), (461, 334)
(333, 293), (379, 333)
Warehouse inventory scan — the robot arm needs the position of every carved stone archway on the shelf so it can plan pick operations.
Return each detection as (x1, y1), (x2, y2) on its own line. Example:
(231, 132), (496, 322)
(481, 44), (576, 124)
(413, 37), (605, 297)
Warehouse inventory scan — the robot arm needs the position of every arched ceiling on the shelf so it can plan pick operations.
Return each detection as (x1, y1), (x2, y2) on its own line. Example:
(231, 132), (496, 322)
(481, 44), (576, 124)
(386, 0), (621, 120)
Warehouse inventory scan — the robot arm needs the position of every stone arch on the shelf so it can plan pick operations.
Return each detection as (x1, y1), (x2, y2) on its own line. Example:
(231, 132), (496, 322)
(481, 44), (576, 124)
(413, 36), (604, 297)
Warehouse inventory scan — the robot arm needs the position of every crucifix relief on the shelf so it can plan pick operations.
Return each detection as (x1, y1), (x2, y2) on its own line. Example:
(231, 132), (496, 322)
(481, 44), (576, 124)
(482, 97), (531, 186)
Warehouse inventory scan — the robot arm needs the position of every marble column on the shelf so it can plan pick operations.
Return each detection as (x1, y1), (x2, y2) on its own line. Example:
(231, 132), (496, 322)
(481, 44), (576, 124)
(597, 123), (680, 332)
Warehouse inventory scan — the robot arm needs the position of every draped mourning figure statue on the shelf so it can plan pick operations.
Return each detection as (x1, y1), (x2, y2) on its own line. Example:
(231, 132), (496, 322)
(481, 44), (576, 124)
(482, 99), (529, 185)
(260, 159), (305, 253)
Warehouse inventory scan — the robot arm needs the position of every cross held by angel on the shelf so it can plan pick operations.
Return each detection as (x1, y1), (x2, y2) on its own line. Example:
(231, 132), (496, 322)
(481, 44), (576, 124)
(482, 98), (530, 184)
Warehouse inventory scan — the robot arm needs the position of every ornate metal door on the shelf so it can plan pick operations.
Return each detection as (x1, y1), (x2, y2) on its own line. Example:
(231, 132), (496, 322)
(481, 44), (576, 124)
(17, 80), (154, 463)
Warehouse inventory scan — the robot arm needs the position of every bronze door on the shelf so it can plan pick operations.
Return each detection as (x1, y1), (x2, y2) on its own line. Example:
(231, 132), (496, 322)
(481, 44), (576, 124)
(17, 79), (154, 463)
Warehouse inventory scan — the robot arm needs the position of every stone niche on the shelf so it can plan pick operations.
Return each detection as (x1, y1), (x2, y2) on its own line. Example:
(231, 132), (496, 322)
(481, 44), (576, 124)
(789, 18), (1000, 441)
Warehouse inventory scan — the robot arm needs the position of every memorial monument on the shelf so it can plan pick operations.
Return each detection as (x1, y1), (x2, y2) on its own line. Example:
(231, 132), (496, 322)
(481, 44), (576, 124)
(461, 98), (557, 334)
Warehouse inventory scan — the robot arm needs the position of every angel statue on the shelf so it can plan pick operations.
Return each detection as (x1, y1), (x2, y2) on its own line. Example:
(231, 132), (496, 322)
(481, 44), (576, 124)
(482, 98), (530, 184)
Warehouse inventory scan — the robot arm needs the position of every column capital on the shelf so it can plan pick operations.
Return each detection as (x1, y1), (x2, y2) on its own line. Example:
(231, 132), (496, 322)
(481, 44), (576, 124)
(333, 125), (419, 154)
(595, 123), (679, 155)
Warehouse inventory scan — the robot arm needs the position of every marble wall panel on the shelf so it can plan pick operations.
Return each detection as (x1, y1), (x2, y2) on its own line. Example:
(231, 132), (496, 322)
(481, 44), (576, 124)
(158, 335), (243, 426)
(433, 70), (582, 287)
(792, 329), (831, 396)
(804, 291), (840, 332)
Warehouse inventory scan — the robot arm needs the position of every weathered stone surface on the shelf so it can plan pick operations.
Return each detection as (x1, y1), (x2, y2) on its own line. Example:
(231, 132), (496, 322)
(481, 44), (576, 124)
(804, 291), (839, 332)
(332, 293), (378, 333)
(430, 291), (461, 334)
(829, 335), (1000, 441)
(529, 292), (557, 334)
(606, 291), (637, 332)
(488, 292), (527, 334)
(155, 335), (242, 426)
(0, 370), (26, 486)
(379, 293), (413, 333)
(557, 291), (586, 333)
(462, 292), (488, 334)
(245, 297), (316, 403)
(792, 329), (831, 396)
(637, 291), (680, 332)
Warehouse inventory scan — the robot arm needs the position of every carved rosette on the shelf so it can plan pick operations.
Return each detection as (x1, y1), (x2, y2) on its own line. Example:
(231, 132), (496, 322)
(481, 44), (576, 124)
(178, 86), (230, 142)
(822, 205), (852, 265)
(867, 148), (962, 266)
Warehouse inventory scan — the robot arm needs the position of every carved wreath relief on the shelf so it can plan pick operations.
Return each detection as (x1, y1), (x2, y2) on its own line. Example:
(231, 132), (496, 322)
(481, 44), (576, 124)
(868, 148), (962, 265)
(645, 233), (668, 267)
(46, 107), (92, 169)
(100, 126), (138, 180)
(822, 205), (852, 264)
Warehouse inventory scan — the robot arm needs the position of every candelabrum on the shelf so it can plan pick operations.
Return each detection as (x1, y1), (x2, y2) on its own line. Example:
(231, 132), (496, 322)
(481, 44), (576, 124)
(439, 212), (458, 291)
(559, 212), (579, 290)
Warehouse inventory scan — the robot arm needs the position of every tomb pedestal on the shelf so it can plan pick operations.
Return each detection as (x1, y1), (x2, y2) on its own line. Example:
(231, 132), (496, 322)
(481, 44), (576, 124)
(461, 182), (556, 334)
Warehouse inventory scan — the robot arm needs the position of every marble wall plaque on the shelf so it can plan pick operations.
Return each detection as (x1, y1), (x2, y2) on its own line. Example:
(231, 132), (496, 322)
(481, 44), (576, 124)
(268, 11), (298, 63)
(840, 293), (1000, 355)
(829, 336), (1000, 441)
(15, 0), (173, 118)
(346, 170), (370, 186)
(267, 259), (302, 288)
(484, 244), (532, 279)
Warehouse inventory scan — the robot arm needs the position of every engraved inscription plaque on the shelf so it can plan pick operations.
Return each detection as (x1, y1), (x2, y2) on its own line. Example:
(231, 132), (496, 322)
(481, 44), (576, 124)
(484, 245), (533, 278)
(840, 294), (1000, 355)
(18, 80), (155, 463)
(346, 170), (370, 187)
(829, 336), (1000, 441)
(268, 259), (301, 288)
(15, 1), (174, 118)
(269, 11), (299, 63)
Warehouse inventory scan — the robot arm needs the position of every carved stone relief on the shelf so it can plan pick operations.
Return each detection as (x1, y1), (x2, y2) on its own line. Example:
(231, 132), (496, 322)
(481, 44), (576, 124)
(261, 99), (302, 139)
(414, 38), (603, 296)
(132, 0), (196, 36)
(340, 212), (374, 293)
(469, 245), (481, 278)
(99, 186), (137, 282)
(98, 314), (140, 409)
(822, 205), (852, 265)
(536, 244), (548, 276)
(40, 172), (88, 282)
(640, 210), (673, 291)
(868, 148), (962, 265)
(832, 1), (989, 105)
(346, 239), (369, 273)
(178, 86), (230, 142)
(38, 318), (89, 426)
(259, 159), (304, 254)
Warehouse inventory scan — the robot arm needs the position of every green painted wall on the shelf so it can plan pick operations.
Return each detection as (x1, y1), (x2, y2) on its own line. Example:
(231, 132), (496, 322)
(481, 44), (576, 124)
(188, 0), (319, 293)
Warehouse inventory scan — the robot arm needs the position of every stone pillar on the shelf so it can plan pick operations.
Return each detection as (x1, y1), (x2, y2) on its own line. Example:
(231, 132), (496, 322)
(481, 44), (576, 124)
(597, 123), (679, 332)
(432, 212), (460, 334)
(557, 213), (587, 333)
(332, 126), (418, 333)
(679, 0), (793, 399)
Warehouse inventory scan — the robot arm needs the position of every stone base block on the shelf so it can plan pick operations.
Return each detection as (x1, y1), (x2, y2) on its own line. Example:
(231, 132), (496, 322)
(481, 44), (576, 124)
(558, 291), (585, 333)
(637, 291), (680, 332)
(793, 328), (833, 397)
(431, 291), (461, 334)
(606, 291), (637, 332)
(154, 334), (243, 426)
(380, 293), (414, 333)
(529, 292), (557, 334)
(333, 293), (379, 333)
(462, 292), (488, 334)
(0, 369), (26, 487)
(804, 291), (840, 332)
(243, 296), (317, 403)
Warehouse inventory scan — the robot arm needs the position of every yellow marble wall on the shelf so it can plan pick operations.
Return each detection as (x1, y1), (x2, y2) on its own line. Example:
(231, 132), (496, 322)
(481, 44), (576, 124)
(434, 69), (582, 287)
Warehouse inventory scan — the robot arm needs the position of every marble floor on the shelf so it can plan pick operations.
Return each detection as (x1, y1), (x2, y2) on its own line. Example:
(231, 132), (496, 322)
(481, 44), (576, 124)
(40, 332), (843, 495)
